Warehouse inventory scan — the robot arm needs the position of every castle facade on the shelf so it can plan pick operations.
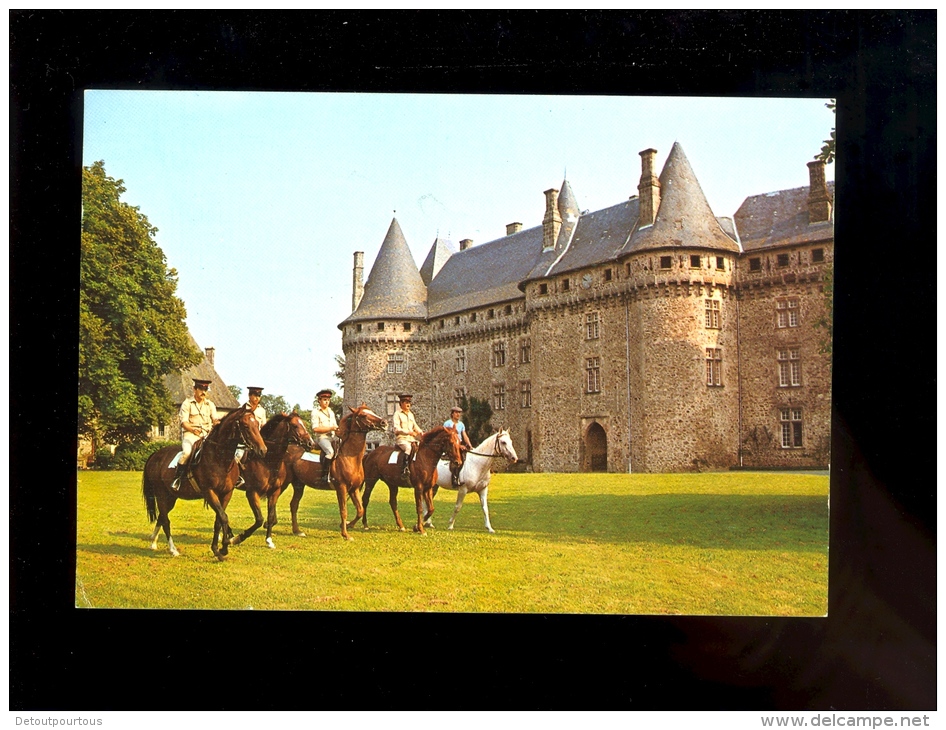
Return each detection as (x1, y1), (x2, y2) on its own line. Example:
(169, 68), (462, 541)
(339, 143), (833, 473)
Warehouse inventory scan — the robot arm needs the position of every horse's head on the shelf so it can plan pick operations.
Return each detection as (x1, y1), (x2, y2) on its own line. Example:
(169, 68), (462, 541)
(495, 428), (518, 463)
(442, 425), (464, 469)
(282, 412), (315, 449)
(237, 408), (268, 457)
(345, 403), (388, 434)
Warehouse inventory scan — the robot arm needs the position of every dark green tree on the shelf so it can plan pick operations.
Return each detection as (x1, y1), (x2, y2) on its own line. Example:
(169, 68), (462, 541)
(261, 393), (292, 417)
(228, 385), (242, 402)
(458, 394), (494, 446)
(333, 354), (345, 391)
(79, 161), (201, 450)
(815, 99), (836, 164)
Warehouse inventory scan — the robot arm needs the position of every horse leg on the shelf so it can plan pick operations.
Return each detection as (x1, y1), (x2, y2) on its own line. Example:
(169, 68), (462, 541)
(205, 490), (231, 560)
(335, 483), (352, 541)
(478, 486), (495, 534)
(423, 489), (435, 529)
(346, 485), (365, 531)
(447, 486), (468, 531)
(154, 492), (180, 557)
(289, 482), (306, 537)
(388, 483), (405, 531)
(265, 489), (282, 549)
(412, 486), (427, 535)
(231, 489), (264, 547)
(361, 479), (376, 530)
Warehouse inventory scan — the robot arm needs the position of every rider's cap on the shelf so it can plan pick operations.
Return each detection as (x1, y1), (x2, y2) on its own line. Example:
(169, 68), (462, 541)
(450, 407), (463, 414)
(317, 389), (334, 398)
(247, 386), (264, 396)
(192, 379), (212, 390)
(398, 394), (413, 403)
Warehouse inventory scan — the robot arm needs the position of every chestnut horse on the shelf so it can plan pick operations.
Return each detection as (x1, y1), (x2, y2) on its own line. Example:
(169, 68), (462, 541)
(229, 412), (314, 550)
(361, 426), (463, 535)
(283, 404), (387, 540)
(142, 406), (267, 560)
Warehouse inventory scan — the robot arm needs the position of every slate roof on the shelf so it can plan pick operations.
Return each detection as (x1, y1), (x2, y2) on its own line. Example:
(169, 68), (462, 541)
(735, 182), (835, 251)
(162, 332), (241, 410)
(621, 141), (741, 255)
(419, 236), (457, 286)
(342, 218), (428, 324)
(543, 199), (639, 277)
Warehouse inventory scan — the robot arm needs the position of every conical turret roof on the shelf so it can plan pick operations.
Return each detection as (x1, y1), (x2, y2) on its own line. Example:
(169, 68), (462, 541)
(558, 179), (580, 224)
(624, 142), (740, 254)
(419, 236), (457, 286)
(343, 218), (428, 323)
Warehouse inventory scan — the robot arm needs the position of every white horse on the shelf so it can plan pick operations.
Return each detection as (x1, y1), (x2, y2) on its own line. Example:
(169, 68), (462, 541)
(431, 429), (518, 533)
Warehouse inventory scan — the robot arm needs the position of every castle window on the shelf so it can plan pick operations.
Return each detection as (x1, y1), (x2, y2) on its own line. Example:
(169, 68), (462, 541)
(377, 322), (385, 331)
(520, 338), (532, 364)
(454, 316), (460, 326)
(385, 393), (399, 417)
(504, 304), (513, 315)
(780, 408), (803, 448)
(716, 256), (725, 270)
(471, 312), (477, 322)
(604, 268), (613, 282)
(520, 380), (532, 408)
(454, 388), (466, 408)
(777, 253), (790, 267)
(439, 319), (445, 329)
(585, 311), (600, 340)
(690, 255), (701, 268)
(492, 341), (507, 367)
(705, 348), (722, 386)
(455, 348), (466, 373)
(403, 322), (412, 332)
(562, 278), (570, 292)
(626, 262), (632, 276)
(586, 357), (601, 394)
(356, 324), (362, 333)
(538, 283), (548, 295)
(749, 257), (762, 272)
(493, 383), (506, 411)
(778, 348), (801, 387)
(704, 300), (720, 329)
(488, 309), (495, 319)
(157, 423), (166, 438)
(386, 351), (405, 374)
(659, 256), (672, 270)
(777, 299), (799, 328)
(811, 248), (824, 263)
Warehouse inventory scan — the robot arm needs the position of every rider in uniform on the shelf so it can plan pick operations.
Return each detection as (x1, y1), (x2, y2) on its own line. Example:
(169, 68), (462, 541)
(311, 388), (338, 484)
(443, 406), (473, 487)
(172, 378), (220, 491)
(233, 386), (267, 489)
(393, 394), (423, 481)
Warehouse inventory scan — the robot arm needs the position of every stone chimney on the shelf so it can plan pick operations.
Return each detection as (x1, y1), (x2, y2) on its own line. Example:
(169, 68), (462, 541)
(506, 222), (523, 235)
(638, 148), (661, 227)
(352, 251), (365, 311)
(205, 347), (215, 367)
(460, 238), (474, 251)
(542, 188), (562, 250)
(807, 160), (833, 224)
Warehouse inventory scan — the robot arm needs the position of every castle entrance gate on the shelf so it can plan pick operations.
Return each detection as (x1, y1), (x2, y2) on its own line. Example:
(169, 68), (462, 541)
(584, 421), (608, 472)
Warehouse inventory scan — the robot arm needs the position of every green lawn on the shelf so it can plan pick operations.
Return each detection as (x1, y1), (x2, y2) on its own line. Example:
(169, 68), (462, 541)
(75, 470), (828, 615)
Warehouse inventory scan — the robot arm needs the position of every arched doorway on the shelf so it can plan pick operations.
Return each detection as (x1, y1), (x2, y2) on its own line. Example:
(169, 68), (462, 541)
(585, 422), (608, 472)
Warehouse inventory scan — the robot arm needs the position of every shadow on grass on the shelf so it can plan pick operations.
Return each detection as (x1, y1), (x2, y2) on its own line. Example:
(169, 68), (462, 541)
(491, 492), (828, 552)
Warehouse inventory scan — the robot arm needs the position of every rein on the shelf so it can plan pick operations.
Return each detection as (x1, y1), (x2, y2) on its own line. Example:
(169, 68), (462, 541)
(465, 434), (506, 459)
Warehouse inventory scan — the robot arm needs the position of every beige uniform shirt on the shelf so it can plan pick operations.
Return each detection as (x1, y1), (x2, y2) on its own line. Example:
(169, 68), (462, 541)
(246, 403), (267, 428)
(179, 397), (219, 438)
(393, 409), (421, 445)
(312, 407), (338, 435)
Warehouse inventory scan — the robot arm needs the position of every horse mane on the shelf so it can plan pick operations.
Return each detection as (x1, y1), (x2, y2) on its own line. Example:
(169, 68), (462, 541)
(205, 406), (245, 443)
(419, 425), (454, 446)
(260, 412), (295, 439)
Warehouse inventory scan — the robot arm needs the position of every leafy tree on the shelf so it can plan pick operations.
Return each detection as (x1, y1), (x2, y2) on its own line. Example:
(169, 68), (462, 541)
(228, 385), (242, 402)
(333, 354), (345, 392)
(458, 394), (493, 446)
(293, 404), (312, 425)
(260, 393), (292, 418)
(813, 263), (834, 363)
(815, 99), (836, 164)
(79, 161), (201, 450)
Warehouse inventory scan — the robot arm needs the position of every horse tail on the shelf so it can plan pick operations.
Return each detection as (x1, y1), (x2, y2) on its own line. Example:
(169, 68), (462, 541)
(142, 460), (158, 524)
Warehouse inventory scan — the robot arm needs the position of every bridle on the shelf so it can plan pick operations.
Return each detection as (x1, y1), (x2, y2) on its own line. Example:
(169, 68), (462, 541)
(338, 410), (386, 446)
(466, 432), (512, 460)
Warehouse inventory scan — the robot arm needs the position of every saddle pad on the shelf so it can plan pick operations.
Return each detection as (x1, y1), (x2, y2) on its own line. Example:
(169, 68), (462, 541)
(168, 451), (184, 468)
(300, 451), (320, 462)
(388, 451), (400, 465)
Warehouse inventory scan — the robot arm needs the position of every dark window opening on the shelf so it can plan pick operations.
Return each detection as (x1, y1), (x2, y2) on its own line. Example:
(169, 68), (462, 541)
(403, 322), (411, 332)
(749, 258), (762, 272)
(777, 253), (790, 267)
(504, 304), (512, 315)
(562, 279), (570, 292)
(716, 256), (725, 269)
(604, 268), (613, 281)
(659, 256), (672, 269)
(811, 248), (824, 263)
(539, 283), (548, 295)
(690, 255), (701, 268)
(488, 309), (495, 319)
(377, 322), (385, 331)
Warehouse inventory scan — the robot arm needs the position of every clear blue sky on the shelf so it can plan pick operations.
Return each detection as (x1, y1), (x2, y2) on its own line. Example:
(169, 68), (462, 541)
(82, 92), (834, 409)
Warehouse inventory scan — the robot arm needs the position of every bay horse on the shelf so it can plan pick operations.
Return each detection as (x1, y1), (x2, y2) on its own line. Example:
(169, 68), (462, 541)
(142, 406), (267, 560)
(283, 404), (387, 541)
(229, 412), (314, 550)
(433, 429), (518, 533)
(361, 425), (463, 535)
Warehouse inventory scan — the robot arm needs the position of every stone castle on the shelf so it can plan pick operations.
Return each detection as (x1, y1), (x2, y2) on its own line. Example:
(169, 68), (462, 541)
(339, 143), (833, 473)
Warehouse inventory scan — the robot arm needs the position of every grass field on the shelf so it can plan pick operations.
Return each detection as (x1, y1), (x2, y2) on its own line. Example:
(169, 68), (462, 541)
(75, 470), (828, 615)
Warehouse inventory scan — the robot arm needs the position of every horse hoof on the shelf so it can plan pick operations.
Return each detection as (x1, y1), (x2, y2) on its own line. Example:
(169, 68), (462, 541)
(487, 529), (496, 534)
(265, 538), (275, 549)
(294, 531), (307, 538)
(170, 549), (181, 557)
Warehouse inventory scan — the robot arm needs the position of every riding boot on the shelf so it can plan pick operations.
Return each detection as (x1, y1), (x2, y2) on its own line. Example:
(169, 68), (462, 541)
(171, 461), (187, 491)
(234, 460), (246, 490)
(451, 463), (461, 488)
(400, 451), (411, 482)
(322, 458), (333, 485)
(320, 455), (330, 484)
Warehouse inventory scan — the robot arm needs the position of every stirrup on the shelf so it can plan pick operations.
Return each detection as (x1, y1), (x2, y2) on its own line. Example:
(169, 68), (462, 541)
(235, 476), (245, 490)
(171, 478), (181, 492)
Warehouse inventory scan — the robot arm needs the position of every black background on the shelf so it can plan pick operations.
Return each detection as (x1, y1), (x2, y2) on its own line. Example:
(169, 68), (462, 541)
(10, 10), (936, 710)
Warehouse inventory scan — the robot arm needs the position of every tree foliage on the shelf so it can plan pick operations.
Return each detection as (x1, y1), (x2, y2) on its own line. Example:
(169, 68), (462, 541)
(815, 99), (836, 164)
(260, 393), (292, 418)
(813, 263), (834, 363)
(79, 161), (201, 448)
(228, 385), (242, 402)
(458, 394), (494, 446)
(333, 354), (345, 391)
